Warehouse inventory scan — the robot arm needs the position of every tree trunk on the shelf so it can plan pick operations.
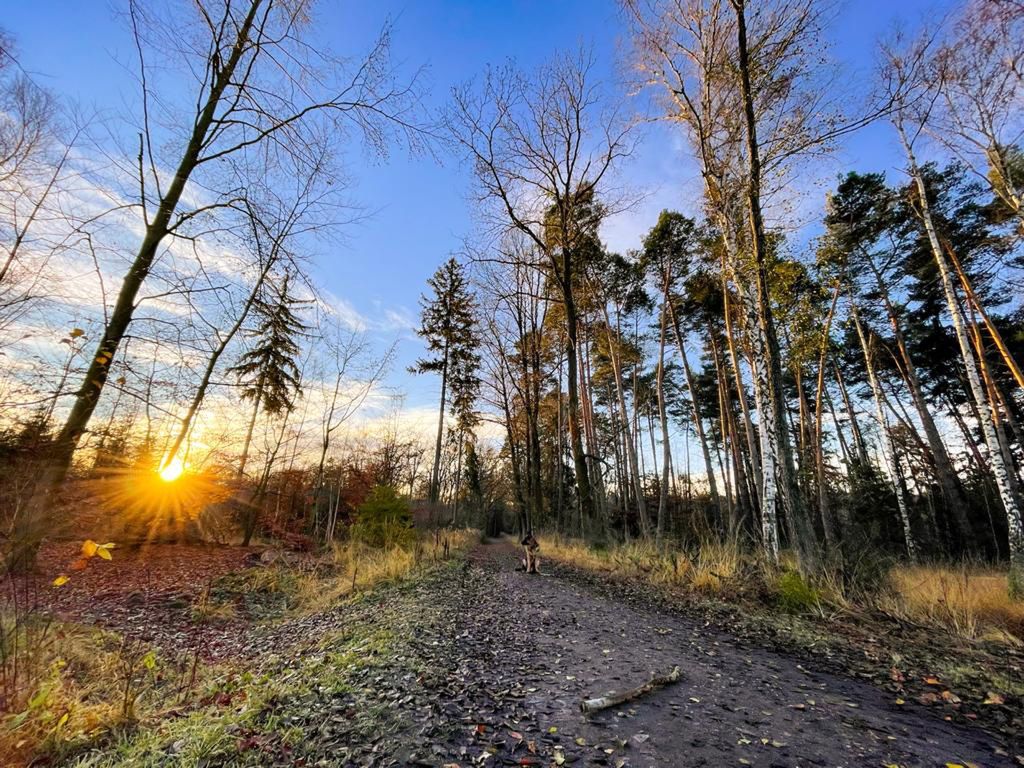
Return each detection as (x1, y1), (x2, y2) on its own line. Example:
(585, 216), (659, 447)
(656, 293), (672, 542)
(238, 377), (266, 480)
(602, 302), (649, 537)
(429, 342), (449, 507)
(668, 300), (720, 512)
(730, 0), (805, 566)
(814, 286), (842, 550)
(897, 120), (1023, 591)
(721, 269), (763, 513)
(563, 261), (595, 525)
(867, 259), (972, 552)
(851, 302), (917, 561)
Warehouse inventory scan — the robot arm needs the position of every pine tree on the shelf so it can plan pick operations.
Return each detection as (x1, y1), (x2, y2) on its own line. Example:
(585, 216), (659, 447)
(413, 257), (481, 507)
(229, 270), (308, 482)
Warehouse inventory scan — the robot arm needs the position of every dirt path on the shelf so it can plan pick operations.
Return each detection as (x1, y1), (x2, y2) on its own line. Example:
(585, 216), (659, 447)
(74, 538), (1012, 766)
(446, 538), (1011, 768)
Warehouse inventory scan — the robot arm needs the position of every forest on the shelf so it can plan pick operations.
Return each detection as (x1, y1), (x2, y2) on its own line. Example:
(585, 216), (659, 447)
(1, 0), (1023, 766)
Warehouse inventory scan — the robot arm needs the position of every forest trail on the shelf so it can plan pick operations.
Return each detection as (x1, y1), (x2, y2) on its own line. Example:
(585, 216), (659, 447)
(364, 537), (1012, 768)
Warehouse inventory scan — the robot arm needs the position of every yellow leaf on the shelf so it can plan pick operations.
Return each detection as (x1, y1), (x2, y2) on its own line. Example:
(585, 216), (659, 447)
(81, 540), (98, 558)
(983, 692), (1005, 705)
(52, 575), (69, 587)
(69, 328), (84, 338)
(95, 546), (112, 561)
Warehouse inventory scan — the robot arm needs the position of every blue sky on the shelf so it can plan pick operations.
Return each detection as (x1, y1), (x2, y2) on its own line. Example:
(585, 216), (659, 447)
(8, 0), (952, 414)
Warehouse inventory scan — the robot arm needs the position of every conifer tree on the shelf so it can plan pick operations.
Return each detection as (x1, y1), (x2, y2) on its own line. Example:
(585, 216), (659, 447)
(413, 258), (481, 506)
(229, 270), (308, 481)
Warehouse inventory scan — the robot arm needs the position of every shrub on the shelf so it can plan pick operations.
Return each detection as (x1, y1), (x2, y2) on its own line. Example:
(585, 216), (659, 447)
(350, 485), (414, 549)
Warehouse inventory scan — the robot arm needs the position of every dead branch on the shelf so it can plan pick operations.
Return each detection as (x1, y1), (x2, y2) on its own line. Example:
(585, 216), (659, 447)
(579, 665), (682, 714)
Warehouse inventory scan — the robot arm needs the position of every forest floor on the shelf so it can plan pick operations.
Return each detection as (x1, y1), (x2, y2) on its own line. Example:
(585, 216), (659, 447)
(54, 536), (1020, 768)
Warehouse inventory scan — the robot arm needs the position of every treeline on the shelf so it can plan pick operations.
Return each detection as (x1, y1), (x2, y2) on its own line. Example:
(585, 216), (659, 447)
(418, 0), (1024, 593)
(1, 0), (1022, 595)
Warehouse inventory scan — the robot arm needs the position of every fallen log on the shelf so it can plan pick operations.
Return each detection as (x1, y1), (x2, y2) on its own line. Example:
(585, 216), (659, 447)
(579, 665), (682, 714)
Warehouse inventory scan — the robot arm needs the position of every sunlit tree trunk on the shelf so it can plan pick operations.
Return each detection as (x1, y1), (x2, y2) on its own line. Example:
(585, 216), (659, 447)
(656, 303), (672, 541)
(866, 259), (972, 550)
(601, 303), (649, 537)
(896, 120), (1023, 591)
(730, 0), (808, 566)
(851, 302), (917, 561)
(668, 300), (721, 512)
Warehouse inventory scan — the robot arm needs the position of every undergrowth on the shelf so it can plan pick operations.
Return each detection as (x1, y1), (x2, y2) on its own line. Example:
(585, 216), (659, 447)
(542, 532), (1023, 644)
(0, 528), (477, 766)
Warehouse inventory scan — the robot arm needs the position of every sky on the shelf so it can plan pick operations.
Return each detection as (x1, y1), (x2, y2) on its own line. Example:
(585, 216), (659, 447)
(7, 0), (955, 420)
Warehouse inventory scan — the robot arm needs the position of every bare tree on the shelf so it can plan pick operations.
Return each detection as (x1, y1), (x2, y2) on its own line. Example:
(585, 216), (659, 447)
(445, 49), (634, 526)
(7, 0), (427, 569)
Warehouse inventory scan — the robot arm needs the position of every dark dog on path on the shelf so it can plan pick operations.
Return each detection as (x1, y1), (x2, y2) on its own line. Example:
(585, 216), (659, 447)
(519, 532), (540, 574)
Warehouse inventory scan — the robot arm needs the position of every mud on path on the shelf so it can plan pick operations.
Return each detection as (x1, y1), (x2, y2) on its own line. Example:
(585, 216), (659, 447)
(261, 537), (1012, 768)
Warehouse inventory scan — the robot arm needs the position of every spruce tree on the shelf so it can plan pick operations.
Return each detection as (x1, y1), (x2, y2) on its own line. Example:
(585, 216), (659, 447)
(229, 270), (308, 481)
(413, 258), (480, 507)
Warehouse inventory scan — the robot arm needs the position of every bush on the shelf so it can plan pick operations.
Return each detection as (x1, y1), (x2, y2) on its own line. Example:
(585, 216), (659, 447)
(350, 485), (414, 549)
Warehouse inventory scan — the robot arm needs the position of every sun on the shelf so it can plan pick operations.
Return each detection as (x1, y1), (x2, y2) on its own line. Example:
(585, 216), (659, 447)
(159, 456), (185, 482)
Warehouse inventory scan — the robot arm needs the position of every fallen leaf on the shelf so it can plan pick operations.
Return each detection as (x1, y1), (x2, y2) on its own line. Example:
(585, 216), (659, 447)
(52, 575), (69, 587)
(983, 692), (1005, 705)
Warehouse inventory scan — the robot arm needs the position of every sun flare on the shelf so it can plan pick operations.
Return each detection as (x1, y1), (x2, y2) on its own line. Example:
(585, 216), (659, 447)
(159, 456), (185, 482)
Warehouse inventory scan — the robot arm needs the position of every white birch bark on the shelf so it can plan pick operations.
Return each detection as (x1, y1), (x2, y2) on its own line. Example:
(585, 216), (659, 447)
(896, 120), (1023, 587)
(851, 303), (917, 561)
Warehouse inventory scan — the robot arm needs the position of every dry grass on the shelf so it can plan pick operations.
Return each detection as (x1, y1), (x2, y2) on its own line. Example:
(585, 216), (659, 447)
(542, 532), (743, 594)
(544, 533), (1022, 644)
(886, 565), (1024, 643)
(0, 621), (181, 766)
(0, 528), (478, 765)
(289, 528), (477, 614)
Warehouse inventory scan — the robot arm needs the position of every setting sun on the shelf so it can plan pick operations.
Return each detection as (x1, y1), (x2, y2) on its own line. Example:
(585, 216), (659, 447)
(158, 456), (184, 482)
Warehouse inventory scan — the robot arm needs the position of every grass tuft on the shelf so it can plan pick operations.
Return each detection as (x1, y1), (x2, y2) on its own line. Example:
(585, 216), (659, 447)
(885, 564), (1024, 642)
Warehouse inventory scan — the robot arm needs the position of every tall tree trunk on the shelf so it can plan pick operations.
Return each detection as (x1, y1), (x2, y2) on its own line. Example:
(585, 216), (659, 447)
(897, 120), (1023, 590)
(563, 264), (595, 525)
(866, 260), (972, 551)
(602, 304), (649, 537)
(721, 270), (763, 513)
(238, 378), (266, 480)
(656, 301), (671, 542)
(833, 358), (868, 465)
(429, 343), (449, 507)
(851, 302), (917, 561)
(814, 286), (842, 550)
(730, 0), (805, 566)
(668, 300), (721, 512)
